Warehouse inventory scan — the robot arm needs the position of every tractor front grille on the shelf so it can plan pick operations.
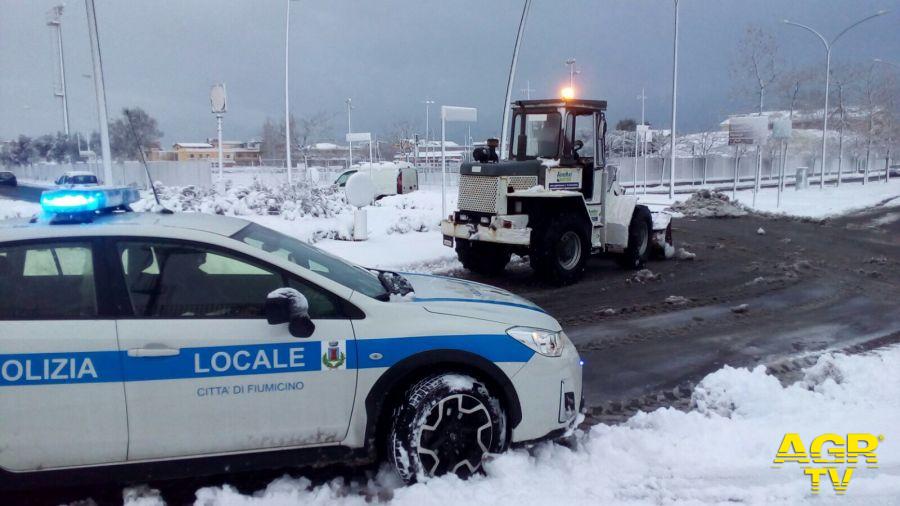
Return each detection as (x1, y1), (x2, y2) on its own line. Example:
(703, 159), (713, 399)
(458, 175), (500, 213)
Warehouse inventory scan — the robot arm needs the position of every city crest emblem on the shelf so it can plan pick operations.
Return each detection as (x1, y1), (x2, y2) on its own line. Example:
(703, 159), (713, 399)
(322, 340), (346, 370)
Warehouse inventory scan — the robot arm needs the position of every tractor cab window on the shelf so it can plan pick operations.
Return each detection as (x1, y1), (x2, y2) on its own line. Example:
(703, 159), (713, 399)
(566, 112), (597, 165)
(512, 112), (561, 159)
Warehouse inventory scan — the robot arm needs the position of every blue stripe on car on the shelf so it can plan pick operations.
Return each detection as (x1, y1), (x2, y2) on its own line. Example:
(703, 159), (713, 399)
(0, 334), (533, 387)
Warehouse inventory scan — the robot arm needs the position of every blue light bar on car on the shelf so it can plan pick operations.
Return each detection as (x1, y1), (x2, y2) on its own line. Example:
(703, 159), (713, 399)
(40, 187), (140, 215)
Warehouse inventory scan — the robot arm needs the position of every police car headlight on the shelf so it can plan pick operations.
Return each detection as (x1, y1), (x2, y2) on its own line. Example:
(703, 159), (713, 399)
(507, 327), (564, 357)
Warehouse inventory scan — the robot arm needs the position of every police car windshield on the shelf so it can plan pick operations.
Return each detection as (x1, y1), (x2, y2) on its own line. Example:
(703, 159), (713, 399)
(232, 222), (387, 300)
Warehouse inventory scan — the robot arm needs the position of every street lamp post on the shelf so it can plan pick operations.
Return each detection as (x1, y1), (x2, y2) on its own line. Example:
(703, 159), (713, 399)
(499, 0), (532, 160)
(46, 5), (70, 137)
(84, 0), (112, 184)
(565, 58), (581, 89)
(422, 99), (434, 168)
(284, 0), (299, 184)
(668, 0), (680, 199)
(783, 10), (890, 190)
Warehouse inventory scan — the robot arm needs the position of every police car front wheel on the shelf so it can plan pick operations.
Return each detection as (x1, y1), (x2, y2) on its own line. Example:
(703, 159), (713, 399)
(388, 373), (507, 483)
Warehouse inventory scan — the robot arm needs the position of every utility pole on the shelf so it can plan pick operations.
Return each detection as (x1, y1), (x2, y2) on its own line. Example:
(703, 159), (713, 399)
(84, 0), (112, 184)
(346, 97), (353, 168)
(46, 5), (70, 136)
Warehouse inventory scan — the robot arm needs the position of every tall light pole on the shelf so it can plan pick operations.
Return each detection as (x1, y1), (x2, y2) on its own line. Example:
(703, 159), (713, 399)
(565, 58), (581, 89)
(84, 0), (112, 184)
(284, 0), (299, 183)
(783, 10), (890, 189)
(520, 80), (535, 99)
(422, 99), (434, 167)
(346, 98), (353, 168)
(46, 5), (70, 136)
(211, 84), (227, 180)
(500, 0), (532, 160)
(668, 0), (680, 199)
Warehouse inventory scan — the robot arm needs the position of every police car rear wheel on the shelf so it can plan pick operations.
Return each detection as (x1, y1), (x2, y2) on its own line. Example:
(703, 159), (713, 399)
(388, 374), (506, 483)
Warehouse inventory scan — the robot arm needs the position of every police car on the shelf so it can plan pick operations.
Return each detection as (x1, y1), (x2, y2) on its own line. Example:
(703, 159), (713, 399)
(0, 187), (582, 490)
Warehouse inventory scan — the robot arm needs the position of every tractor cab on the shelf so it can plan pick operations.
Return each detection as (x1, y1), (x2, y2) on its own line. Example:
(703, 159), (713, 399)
(511, 99), (607, 199)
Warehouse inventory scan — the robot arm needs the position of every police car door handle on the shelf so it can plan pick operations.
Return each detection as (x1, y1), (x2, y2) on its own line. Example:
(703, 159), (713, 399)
(127, 347), (180, 358)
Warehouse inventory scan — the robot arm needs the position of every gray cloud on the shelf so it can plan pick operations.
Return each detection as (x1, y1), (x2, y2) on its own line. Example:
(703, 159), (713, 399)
(2, 0), (898, 146)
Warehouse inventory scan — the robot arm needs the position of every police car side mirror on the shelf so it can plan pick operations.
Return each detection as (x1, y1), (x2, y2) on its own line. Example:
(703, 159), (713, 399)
(265, 288), (315, 338)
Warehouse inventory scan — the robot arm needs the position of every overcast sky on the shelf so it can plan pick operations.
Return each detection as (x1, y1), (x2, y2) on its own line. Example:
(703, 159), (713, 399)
(1, 0), (898, 146)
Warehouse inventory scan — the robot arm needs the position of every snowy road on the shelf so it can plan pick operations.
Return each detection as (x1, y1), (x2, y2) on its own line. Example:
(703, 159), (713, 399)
(452, 204), (900, 420)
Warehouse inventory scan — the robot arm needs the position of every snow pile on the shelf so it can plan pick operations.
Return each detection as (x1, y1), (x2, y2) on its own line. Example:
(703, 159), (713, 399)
(667, 189), (749, 218)
(125, 345), (900, 505)
(136, 181), (352, 222)
(0, 199), (40, 220)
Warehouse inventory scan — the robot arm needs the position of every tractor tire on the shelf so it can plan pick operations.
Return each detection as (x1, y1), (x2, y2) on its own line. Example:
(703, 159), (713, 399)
(529, 215), (590, 285)
(455, 239), (511, 276)
(388, 374), (507, 483)
(617, 205), (652, 270)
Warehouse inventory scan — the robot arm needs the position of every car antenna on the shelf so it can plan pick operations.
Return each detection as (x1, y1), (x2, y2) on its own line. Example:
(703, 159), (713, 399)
(124, 108), (173, 214)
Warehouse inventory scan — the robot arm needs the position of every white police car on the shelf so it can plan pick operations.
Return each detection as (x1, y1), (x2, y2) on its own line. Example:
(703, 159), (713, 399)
(0, 187), (582, 490)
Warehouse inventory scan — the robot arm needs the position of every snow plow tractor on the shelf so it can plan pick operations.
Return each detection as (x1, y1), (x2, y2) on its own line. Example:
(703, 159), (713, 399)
(441, 98), (673, 285)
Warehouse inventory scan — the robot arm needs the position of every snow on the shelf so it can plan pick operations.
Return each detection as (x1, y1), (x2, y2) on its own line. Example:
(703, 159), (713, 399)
(124, 345), (900, 505)
(132, 183), (459, 273)
(654, 179), (900, 219)
(0, 198), (40, 220)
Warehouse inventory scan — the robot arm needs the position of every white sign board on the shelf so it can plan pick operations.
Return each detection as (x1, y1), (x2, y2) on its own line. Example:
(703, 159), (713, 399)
(346, 132), (371, 143)
(210, 83), (227, 113)
(728, 115), (768, 145)
(441, 106), (477, 123)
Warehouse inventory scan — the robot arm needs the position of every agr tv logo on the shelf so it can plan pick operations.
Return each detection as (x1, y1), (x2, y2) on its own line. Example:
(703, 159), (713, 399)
(773, 433), (884, 494)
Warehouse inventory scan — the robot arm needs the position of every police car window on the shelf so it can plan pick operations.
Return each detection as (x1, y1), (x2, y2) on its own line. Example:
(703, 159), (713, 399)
(232, 223), (387, 300)
(0, 243), (97, 319)
(117, 242), (284, 318)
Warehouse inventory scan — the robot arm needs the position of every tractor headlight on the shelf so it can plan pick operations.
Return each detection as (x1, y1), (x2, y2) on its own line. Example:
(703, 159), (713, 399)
(507, 327), (565, 357)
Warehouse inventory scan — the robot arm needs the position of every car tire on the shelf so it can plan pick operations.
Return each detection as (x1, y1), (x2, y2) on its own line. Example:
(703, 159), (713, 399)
(388, 374), (507, 483)
(617, 205), (652, 269)
(455, 239), (511, 276)
(529, 215), (589, 285)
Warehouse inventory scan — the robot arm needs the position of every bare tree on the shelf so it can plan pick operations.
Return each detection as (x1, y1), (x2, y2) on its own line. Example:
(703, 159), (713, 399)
(388, 120), (416, 160)
(860, 64), (896, 182)
(776, 66), (818, 118)
(732, 25), (780, 113)
(296, 110), (334, 149)
(695, 130), (718, 184)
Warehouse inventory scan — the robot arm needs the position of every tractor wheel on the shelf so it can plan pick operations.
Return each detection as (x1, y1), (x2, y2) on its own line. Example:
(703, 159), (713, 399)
(455, 239), (511, 276)
(616, 206), (652, 269)
(529, 215), (590, 285)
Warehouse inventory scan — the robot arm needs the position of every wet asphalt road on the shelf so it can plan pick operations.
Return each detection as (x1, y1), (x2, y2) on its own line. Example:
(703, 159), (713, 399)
(10, 198), (900, 505)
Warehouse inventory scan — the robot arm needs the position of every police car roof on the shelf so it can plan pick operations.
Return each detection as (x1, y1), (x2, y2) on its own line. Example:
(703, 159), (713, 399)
(0, 211), (251, 242)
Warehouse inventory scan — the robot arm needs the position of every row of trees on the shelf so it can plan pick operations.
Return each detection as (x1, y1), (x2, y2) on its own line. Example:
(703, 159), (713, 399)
(0, 107), (162, 167)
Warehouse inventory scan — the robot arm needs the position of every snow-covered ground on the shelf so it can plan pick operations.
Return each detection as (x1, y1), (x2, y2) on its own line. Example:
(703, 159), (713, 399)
(640, 179), (900, 220)
(123, 345), (900, 505)
(0, 198), (40, 220)
(4, 176), (897, 272)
